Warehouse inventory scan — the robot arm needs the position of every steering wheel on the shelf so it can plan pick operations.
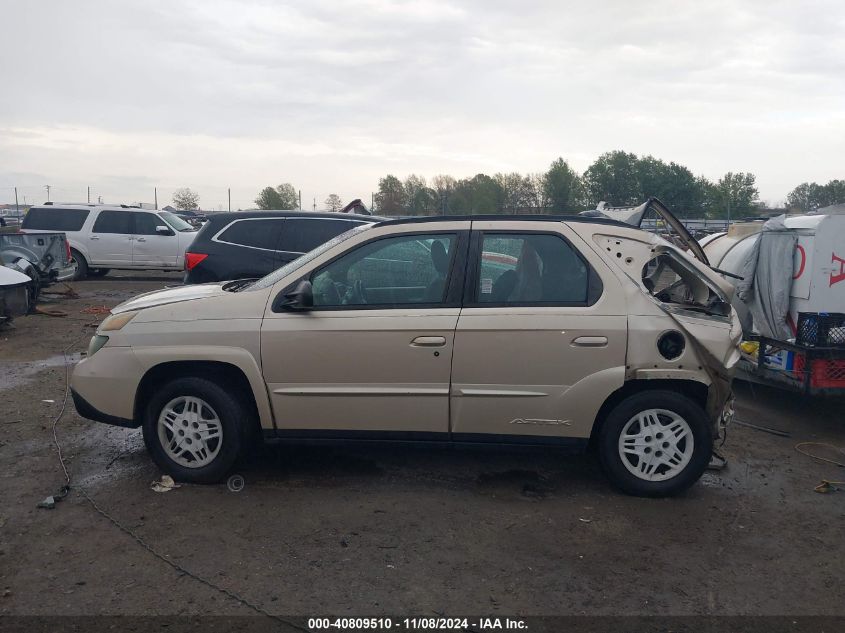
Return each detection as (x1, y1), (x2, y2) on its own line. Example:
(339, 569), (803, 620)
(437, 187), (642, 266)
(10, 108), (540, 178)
(342, 279), (368, 305)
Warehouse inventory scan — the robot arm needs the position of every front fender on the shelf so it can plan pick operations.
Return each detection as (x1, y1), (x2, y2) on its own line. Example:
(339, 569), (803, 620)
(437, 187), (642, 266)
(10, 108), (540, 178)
(131, 346), (274, 429)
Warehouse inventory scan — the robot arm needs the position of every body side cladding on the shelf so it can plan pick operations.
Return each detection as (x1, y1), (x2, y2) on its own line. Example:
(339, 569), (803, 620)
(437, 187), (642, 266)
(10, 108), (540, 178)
(263, 428), (589, 451)
(131, 348), (274, 429)
(72, 388), (139, 428)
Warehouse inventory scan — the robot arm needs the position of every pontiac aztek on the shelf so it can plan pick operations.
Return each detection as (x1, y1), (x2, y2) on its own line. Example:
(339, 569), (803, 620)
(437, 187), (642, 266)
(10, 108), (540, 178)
(71, 201), (741, 496)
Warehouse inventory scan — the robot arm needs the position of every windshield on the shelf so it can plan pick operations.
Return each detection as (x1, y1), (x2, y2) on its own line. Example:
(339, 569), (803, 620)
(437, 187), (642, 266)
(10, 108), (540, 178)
(160, 211), (195, 232)
(247, 223), (373, 291)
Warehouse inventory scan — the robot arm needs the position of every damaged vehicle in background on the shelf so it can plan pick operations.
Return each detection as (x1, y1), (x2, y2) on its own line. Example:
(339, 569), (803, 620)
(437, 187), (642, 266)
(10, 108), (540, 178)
(71, 203), (741, 497)
(0, 231), (75, 325)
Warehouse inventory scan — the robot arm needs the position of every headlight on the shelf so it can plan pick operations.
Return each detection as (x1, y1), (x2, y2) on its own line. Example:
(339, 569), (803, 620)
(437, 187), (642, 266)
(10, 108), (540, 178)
(100, 311), (138, 331)
(88, 335), (109, 356)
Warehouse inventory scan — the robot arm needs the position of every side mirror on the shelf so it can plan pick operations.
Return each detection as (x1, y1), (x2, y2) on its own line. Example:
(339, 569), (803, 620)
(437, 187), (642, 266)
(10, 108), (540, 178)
(156, 225), (171, 235)
(278, 280), (313, 311)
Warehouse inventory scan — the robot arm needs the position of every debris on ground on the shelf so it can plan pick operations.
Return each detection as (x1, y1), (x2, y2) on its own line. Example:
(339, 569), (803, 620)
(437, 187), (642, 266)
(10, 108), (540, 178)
(795, 442), (845, 468)
(150, 475), (181, 493)
(34, 306), (68, 317)
(81, 305), (111, 315)
(41, 283), (79, 299)
(734, 419), (791, 438)
(708, 450), (728, 470)
(814, 480), (844, 494)
(226, 474), (245, 492)
(36, 496), (57, 510)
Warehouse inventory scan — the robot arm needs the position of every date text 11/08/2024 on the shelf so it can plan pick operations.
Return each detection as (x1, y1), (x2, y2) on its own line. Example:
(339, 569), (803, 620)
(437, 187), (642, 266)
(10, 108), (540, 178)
(307, 617), (528, 630)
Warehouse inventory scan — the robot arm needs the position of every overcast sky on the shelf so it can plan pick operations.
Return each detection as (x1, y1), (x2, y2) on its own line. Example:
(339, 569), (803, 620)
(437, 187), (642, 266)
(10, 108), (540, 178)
(1, 0), (843, 210)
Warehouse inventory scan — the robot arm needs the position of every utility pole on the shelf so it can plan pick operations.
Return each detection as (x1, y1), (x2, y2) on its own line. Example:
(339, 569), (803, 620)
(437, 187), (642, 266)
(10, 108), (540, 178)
(228, 188), (231, 212)
(312, 197), (316, 212)
(87, 186), (90, 204)
(298, 190), (302, 210)
(154, 187), (158, 209)
(44, 184), (51, 202)
(14, 187), (19, 217)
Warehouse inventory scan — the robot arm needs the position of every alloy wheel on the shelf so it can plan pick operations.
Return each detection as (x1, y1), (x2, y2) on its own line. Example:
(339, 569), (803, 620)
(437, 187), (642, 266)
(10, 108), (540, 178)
(157, 396), (223, 468)
(617, 408), (694, 482)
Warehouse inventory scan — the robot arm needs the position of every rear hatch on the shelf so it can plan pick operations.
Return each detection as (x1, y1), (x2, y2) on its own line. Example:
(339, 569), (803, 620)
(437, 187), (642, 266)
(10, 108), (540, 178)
(582, 197), (709, 265)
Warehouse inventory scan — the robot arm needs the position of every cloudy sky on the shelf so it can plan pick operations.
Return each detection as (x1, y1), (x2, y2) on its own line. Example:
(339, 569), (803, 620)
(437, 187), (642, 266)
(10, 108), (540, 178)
(1, 0), (843, 210)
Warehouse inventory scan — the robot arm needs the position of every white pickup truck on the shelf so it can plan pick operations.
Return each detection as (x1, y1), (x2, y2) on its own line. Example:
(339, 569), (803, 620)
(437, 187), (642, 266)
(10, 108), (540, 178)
(21, 204), (199, 279)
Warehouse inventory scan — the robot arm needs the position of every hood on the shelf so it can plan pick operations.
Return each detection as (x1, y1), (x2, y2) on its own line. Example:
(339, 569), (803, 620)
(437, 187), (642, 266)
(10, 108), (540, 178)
(112, 283), (226, 314)
(584, 197), (709, 265)
(0, 265), (32, 287)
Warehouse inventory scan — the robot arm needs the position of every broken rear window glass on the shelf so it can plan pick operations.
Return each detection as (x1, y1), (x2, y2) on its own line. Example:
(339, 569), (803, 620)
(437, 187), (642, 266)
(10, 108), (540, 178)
(642, 253), (730, 318)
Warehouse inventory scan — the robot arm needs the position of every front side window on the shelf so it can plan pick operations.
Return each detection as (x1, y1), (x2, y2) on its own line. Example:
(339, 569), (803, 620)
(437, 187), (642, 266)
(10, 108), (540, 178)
(217, 219), (284, 250)
(92, 211), (133, 234)
(476, 233), (589, 305)
(160, 211), (194, 232)
(311, 233), (457, 308)
(134, 213), (168, 236)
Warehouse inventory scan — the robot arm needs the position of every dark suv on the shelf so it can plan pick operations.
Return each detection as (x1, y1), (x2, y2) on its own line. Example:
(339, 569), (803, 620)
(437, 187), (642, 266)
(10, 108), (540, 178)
(183, 211), (379, 284)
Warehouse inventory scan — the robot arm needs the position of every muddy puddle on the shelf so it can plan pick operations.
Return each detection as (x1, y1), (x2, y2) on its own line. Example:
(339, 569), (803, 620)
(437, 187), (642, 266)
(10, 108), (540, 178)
(0, 352), (84, 390)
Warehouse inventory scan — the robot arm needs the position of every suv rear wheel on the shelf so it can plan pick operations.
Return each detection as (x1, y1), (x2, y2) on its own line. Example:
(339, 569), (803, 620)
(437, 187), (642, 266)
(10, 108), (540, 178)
(598, 390), (712, 497)
(70, 249), (88, 280)
(142, 376), (250, 483)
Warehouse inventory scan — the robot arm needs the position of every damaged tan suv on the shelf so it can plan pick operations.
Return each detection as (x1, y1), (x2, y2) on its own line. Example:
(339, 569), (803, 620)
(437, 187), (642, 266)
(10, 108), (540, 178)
(71, 199), (741, 496)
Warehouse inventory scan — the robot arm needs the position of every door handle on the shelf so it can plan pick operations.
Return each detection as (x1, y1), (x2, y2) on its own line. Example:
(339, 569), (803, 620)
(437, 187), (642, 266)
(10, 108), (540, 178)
(411, 336), (446, 347)
(90, 235), (100, 240)
(572, 336), (608, 347)
(136, 237), (146, 242)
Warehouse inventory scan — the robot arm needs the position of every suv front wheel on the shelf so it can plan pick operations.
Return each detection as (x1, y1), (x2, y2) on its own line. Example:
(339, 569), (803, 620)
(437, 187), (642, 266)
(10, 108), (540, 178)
(598, 390), (712, 497)
(142, 377), (250, 483)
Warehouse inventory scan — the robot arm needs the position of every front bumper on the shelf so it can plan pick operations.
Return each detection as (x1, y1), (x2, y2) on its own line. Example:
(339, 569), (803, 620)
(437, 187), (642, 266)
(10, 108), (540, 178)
(70, 346), (145, 426)
(71, 388), (138, 428)
(54, 264), (77, 282)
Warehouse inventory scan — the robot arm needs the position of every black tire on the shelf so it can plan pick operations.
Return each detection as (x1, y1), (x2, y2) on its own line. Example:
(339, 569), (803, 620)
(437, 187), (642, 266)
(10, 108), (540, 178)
(598, 390), (713, 497)
(142, 376), (251, 483)
(70, 249), (88, 280)
(88, 268), (110, 277)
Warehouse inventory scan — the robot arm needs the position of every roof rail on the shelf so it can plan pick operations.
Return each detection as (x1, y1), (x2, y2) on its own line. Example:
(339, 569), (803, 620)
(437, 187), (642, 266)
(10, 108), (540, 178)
(374, 214), (629, 228)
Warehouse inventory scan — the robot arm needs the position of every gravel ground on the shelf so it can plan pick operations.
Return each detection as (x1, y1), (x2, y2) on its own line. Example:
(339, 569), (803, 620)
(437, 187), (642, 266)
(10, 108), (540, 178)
(1, 272), (844, 621)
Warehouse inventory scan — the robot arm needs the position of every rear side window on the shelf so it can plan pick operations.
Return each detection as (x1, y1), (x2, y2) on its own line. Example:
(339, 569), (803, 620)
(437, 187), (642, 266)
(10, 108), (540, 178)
(216, 219), (284, 250)
(280, 218), (364, 253)
(92, 211), (133, 234)
(475, 233), (590, 305)
(22, 207), (89, 231)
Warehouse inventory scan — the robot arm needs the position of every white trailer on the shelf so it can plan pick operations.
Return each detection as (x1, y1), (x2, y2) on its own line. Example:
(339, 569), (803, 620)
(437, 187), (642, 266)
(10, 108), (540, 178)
(701, 207), (845, 394)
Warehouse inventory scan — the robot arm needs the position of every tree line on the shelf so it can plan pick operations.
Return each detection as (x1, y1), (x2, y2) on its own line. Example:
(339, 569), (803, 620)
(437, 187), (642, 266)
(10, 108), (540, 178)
(786, 180), (845, 213)
(374, 156), (844, 218)
(370, 152), (762, 218)
(251, 150), (841, 218)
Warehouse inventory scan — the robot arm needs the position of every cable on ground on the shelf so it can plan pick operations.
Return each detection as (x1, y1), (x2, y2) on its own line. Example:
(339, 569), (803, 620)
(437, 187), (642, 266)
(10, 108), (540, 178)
(44, 328), (308, 632)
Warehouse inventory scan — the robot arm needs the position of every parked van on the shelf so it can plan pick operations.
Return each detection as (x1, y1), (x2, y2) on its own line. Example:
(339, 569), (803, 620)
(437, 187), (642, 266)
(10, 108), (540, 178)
(72, 204), (741, 497)
(183, 211), (380, 284)
(21, 204), (199, 279)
